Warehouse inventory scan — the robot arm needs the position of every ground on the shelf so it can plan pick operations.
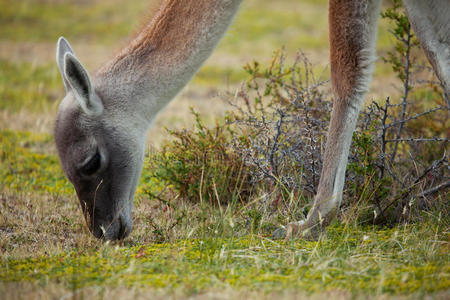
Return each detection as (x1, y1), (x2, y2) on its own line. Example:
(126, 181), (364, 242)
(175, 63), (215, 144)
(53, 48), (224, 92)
(0, 0), (449, 299)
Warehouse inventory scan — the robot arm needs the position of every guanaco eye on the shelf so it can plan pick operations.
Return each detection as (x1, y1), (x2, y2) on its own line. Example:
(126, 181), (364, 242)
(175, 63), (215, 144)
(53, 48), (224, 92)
(81, 152), (101, 175)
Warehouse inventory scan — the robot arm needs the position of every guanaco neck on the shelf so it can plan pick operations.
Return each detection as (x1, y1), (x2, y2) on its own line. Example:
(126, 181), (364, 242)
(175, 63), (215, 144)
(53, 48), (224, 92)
(95, 0), (242, 129)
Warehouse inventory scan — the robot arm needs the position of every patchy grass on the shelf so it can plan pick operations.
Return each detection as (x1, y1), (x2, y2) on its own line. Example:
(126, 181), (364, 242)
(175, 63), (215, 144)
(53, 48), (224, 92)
(1, 129), (449, 298)
(0, 130), (71, 195)
(0, 60), (62, 113)
(0, 58), (245, 113)
(0, 0), (333, 51)
(0, 0), (396, 91)
(1, 217), (449, 296)
(193, 66), (248, 86)
(0, 0), (148, 45)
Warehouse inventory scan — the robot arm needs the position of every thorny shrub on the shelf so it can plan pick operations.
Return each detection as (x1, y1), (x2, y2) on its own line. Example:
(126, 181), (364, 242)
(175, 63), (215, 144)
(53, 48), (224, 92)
(145, 2), (448, 227)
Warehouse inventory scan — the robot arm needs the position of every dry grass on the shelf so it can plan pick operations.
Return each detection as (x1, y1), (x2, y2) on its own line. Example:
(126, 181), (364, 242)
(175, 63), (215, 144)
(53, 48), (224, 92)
(0, 190), (97, 258)
(8, 282), (447, 300)
(3, 281), (448, 300)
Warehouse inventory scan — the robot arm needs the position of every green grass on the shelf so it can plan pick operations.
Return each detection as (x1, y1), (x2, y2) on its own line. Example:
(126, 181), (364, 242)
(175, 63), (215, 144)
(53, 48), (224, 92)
(0, 59), (248, 113)
(223, 5), (328, 54)
(1, 223), (448, 296)
(0, 0), (148, 44)
(0, 60), (62, 112)
(1, 129), (449, 298)
(0, 0), (393, 54)
(0, 130), (72, 195)
(193, 66), (248, 86)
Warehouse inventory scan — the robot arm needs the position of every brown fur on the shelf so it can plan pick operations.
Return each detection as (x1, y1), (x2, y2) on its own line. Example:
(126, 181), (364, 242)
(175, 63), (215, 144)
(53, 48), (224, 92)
(306, 0), (379, 228)
(109, 0), (218, 71)
(329, 0), (366, 102)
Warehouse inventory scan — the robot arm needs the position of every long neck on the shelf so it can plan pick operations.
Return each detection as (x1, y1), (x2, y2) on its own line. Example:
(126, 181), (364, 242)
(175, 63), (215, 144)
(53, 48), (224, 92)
(95, 0), (242, 128)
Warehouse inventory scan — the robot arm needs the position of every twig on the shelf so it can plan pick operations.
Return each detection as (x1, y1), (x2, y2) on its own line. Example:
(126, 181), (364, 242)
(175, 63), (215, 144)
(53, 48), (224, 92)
(146, 185), (173, 208)
(385, 137), (449, 143)
(268, 110), (285, 177)
(413, 153), (447, 185)
(390, 24), (413, 163)
(382, 106), (446, 130)
(418, 180), (450, 198)
(374, 98), (390, 177)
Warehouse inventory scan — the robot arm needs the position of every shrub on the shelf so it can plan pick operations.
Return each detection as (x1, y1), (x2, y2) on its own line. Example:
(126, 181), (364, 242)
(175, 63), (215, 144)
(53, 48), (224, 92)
(144, 2), (448, 227)
(143, 109), (253, 206)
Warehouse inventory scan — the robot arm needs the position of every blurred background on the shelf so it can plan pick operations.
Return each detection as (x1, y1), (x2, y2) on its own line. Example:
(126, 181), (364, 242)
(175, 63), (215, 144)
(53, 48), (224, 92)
(0, 0), (401, 147)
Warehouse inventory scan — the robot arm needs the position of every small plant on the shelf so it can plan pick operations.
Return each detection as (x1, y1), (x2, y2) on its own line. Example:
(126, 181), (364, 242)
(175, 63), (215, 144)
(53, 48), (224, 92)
(143, 109), (253, 206)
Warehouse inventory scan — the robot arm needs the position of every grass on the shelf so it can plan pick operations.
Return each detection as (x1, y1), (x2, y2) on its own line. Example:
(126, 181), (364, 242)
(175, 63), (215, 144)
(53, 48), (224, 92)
(2, 224), (448, 295)
(0, 58), (245, 114)
(0, 0), (393, 53)
(193, 66), (248, 86)
(0, 0), (148, 45)
(1, 129), (449, 298)
(0, 60), (62, 113)
(0, 130), (71, 195)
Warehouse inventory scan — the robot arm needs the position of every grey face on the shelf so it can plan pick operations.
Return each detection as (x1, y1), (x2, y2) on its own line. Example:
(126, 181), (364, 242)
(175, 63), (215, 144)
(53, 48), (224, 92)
(55, 38), (144, 240)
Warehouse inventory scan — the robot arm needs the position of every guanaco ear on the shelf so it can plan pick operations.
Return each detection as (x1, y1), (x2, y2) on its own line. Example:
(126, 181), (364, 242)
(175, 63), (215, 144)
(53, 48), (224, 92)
(56, 37), (74, 92)
(63, 52), (103, 116)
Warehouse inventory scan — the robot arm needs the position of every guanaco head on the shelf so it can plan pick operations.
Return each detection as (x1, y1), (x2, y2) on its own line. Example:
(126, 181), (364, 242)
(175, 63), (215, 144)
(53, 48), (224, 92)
(54, 37), (145, 240)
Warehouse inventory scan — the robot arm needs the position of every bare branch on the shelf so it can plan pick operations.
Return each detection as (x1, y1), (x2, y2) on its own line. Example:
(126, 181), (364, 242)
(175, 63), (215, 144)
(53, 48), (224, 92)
(382, 106), (447, 130)
(418, 180), (450, 198)
(385, 137), (449, 143)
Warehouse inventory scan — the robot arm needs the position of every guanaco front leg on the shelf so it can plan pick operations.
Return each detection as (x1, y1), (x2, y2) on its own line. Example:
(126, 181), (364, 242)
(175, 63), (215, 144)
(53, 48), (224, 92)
(274, 0), (382, 239)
